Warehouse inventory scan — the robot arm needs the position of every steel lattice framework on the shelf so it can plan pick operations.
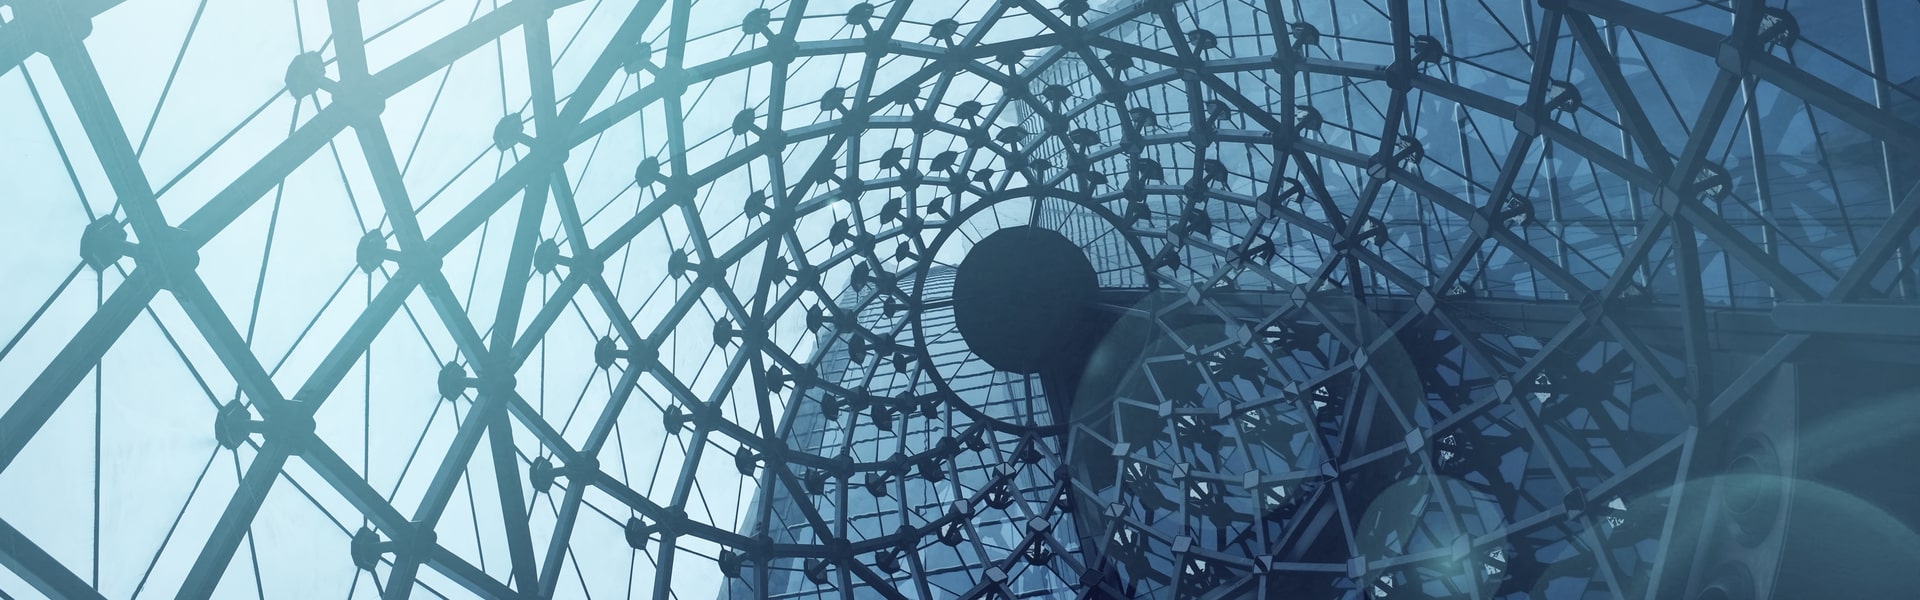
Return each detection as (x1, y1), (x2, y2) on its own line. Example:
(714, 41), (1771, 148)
(1, 0), (1916, 598)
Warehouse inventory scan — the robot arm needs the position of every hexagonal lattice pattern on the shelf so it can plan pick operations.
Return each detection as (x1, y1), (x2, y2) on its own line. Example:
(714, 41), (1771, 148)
(2, 0), (1917, 598)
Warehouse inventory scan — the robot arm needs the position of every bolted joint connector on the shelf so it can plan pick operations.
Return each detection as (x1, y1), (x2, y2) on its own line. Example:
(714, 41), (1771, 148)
(730, 109), (762, 137)
(661, 404), (690, 435)
(802, 468), (830, 496)
(532, 239), (561, 274)
(733, 445), (759, 476)
(1270, 45), (1301, 77)
(740, 8), (774, 37)
(1543, 79), (1582, 116)
(82, 222), (200, 284)
(593, 335), (658, 369)
(937, 520), (966, 546)
(349, 525), (436, 572)
(711, 317), (743, 349)
(285, 52), (337, 98)
(624, 516), (656, 550)
(528, 456), (557, 494)
(803, 557), (832, 585)
(593, 335), (617, 369)
(349, 526), (394, 571)
(717, 548), (748, 579)
(212, 401), (255, 450)
(533, 238), (601, 277)
(528, 455), (599, 495)
(1412, 34), (1445, 65)
(354, 230), (400, 273)
(927, 19), (961, 45)
(864, 471), (890, 498)
(436, 362), (484, 400)
(213, 400), (315, 449)
(873, 547), (901, 573)
(492, 113), (534, 151)
(79, 218), (132, 271)
(845, 2), (876, 34)
(1290, 22), (1322, 48)
(620, 40), (656, 75)
(1026, 542), (1055, 566)
(984, 483), (1016, 510)
(633, 156), (664, 188)
(1058, 0), (1090, 20)
(666, 247), (726, 282)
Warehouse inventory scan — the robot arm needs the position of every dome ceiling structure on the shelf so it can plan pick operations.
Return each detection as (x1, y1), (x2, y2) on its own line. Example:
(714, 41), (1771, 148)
(2, 0), (1918, 599)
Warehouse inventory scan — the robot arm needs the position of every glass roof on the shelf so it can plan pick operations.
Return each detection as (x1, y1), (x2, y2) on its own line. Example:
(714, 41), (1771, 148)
(1, 0), (1916, 598)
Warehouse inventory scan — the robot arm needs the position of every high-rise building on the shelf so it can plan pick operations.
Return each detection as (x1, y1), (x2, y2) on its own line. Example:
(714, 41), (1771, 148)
(719, 267), (1081, 598)
(2, 1), (1918, 599)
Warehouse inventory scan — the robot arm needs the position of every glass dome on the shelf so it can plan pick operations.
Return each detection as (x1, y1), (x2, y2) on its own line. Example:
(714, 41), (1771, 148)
(2, 0), (1917, 598)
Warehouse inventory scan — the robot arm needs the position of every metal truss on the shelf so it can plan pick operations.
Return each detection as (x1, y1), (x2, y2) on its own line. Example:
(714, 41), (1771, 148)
(0, 0), (1915, 598)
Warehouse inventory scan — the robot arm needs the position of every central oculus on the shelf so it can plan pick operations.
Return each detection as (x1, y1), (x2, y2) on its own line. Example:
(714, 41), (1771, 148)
(950, 226), (1099, 374)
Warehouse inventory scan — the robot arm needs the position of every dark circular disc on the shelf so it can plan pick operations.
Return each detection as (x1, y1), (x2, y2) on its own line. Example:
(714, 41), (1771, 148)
(951, 226), (1098, 373)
